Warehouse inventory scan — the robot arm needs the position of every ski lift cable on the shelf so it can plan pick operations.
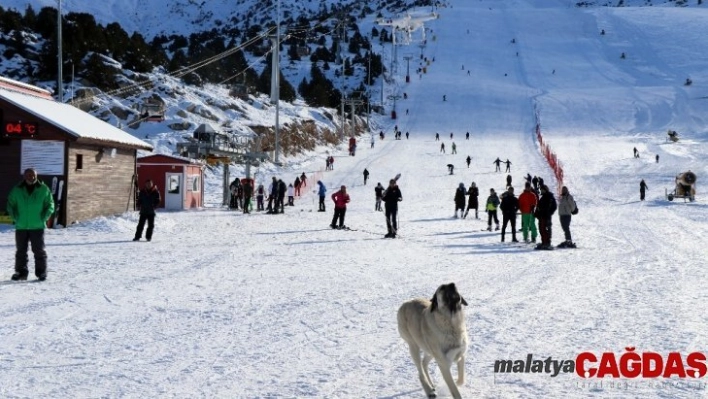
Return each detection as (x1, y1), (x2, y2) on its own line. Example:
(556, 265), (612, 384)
(71, 28), (276, 107)
(73, 15), (347, 108)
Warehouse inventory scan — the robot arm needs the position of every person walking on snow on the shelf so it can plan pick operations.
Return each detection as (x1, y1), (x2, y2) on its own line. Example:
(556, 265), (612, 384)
(330, 186), (350, 229)
(504, 159), (512, 172)
(371, 135), (375, 149)
(454, 183), (466, 218)
(382, 179), (403, 238)
(464, 182), (480, 219)
(133, 179), (161, 242)
(375, 182), (384, 211)
(317, 180), (327, 212)
(440, 143), (446, 153)
(363, 168), (370, 185)
(6, 168), (54, 281)
(518, 182), (538, 243)
(640, 179), (648, 201)
(633, 147), (639, 158)
(499, 186), (519, 242)
(451, 142), (457, 154)
(557, 186), (577, 248)
(506, 174), (512, 188)
(485, 188), (500, 231)
(466, 156), (471, 168)
(300, 172), (307, 188)
(435, 132), (440, 141)
(493, 157), (502, 172)
(466, 132), (470, 140)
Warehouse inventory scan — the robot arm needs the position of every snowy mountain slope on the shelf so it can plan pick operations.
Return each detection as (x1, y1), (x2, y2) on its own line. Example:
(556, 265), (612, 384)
(1, 0), (708, 398)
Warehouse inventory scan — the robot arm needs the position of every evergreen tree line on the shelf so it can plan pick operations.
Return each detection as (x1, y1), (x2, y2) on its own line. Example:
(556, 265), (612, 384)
(0, 5), (385, 111)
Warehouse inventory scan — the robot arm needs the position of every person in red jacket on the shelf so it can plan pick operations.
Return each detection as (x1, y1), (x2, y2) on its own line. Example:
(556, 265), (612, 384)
(330, 185), (350, 229)
(518, 182), (538, 243)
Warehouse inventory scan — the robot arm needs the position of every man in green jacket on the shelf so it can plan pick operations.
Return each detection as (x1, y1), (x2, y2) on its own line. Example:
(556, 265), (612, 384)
(6, 168), (55, 281)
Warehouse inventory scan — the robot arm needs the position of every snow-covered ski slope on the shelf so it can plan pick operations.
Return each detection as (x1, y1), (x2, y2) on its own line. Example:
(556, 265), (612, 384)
(1, 0), (708, 397)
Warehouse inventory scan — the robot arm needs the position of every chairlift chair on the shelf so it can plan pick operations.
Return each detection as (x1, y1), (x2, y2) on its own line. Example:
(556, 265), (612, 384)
(140, 102), (165, 122)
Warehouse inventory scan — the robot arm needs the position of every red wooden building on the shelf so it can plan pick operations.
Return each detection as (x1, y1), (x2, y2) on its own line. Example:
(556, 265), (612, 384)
(137, 154), (205, 210)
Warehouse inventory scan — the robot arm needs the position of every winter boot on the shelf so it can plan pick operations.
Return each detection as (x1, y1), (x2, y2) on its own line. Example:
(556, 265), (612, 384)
(494, 224), (500, 231)
(512, 236), (519, 243)
(501, 234), (505, 242)
(37, 273), (47, 281)
(11, 273), (28, 281)
(486, 225), (492, 231)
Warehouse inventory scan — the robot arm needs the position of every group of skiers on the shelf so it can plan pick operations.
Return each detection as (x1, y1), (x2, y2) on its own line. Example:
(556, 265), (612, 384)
(229, 172), (308, 214)
(453, 175), (578, 250)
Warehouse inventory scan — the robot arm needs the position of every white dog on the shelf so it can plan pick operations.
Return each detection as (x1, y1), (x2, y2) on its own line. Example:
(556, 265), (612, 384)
(397, 283), (469, 399)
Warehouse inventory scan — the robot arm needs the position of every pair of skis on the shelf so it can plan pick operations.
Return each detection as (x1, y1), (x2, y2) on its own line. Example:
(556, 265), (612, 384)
(50, 177), (65, 228)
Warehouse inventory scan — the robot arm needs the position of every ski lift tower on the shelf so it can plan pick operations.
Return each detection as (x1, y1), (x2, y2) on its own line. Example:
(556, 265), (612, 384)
(403, 55), (413, 83)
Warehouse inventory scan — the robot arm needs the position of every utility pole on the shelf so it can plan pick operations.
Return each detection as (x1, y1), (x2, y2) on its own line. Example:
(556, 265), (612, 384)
(269, 0), (281, 165)
(403, 55), (413, 83)
(57, 0), (63, 102)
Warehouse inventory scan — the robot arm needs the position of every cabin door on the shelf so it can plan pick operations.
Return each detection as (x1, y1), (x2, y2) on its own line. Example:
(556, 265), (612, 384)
(165, 173), (183, 210)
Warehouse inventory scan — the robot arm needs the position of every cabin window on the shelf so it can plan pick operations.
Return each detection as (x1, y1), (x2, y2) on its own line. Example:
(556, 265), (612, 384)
(192, 175), (200, 192)
(76, 154), (83, 170)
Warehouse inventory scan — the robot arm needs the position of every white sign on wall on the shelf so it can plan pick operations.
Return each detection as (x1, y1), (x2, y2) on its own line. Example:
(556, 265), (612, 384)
(20, 140), (65, 175)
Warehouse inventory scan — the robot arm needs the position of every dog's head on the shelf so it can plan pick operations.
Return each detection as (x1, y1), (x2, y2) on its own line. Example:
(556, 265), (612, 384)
(430, 283), (468, 313)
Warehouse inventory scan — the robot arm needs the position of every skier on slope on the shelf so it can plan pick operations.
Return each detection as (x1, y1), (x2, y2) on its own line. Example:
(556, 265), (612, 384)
(557, 186), (577, 248)
(382, 179), (402, 238)
(463, 182), (479, 219)
(499, 186), (519, 243)
(518, 182), (538, 243)
(454, 183), (466, 218)
(493, 157), (502, 172)
(330, 186), (350, 229)
(640, 179), (648, 201)
(317, 181), (327, 212)
(374, 182), (384, 211)
(485, 188), (500, 231)
(534, 185), (557, 250)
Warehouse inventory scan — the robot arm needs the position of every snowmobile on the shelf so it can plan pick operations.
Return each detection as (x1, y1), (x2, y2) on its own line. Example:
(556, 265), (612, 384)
(666, 171), (696, 202)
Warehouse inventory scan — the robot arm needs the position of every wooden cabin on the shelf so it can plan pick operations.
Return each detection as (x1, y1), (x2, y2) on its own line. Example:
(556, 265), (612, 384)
(0, 77), (153, 226)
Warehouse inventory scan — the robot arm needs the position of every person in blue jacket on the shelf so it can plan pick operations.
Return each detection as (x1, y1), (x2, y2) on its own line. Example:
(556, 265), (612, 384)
(317, 181), (327, 212)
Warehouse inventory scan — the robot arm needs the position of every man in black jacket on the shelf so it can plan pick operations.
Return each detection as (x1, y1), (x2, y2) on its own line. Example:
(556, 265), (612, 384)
(499, 186), (519, 242)
(534, 185), (557, 250)
(133, 179), (161, 242)
(382, 179), (402, 238)
(277, 179), (287, 213)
